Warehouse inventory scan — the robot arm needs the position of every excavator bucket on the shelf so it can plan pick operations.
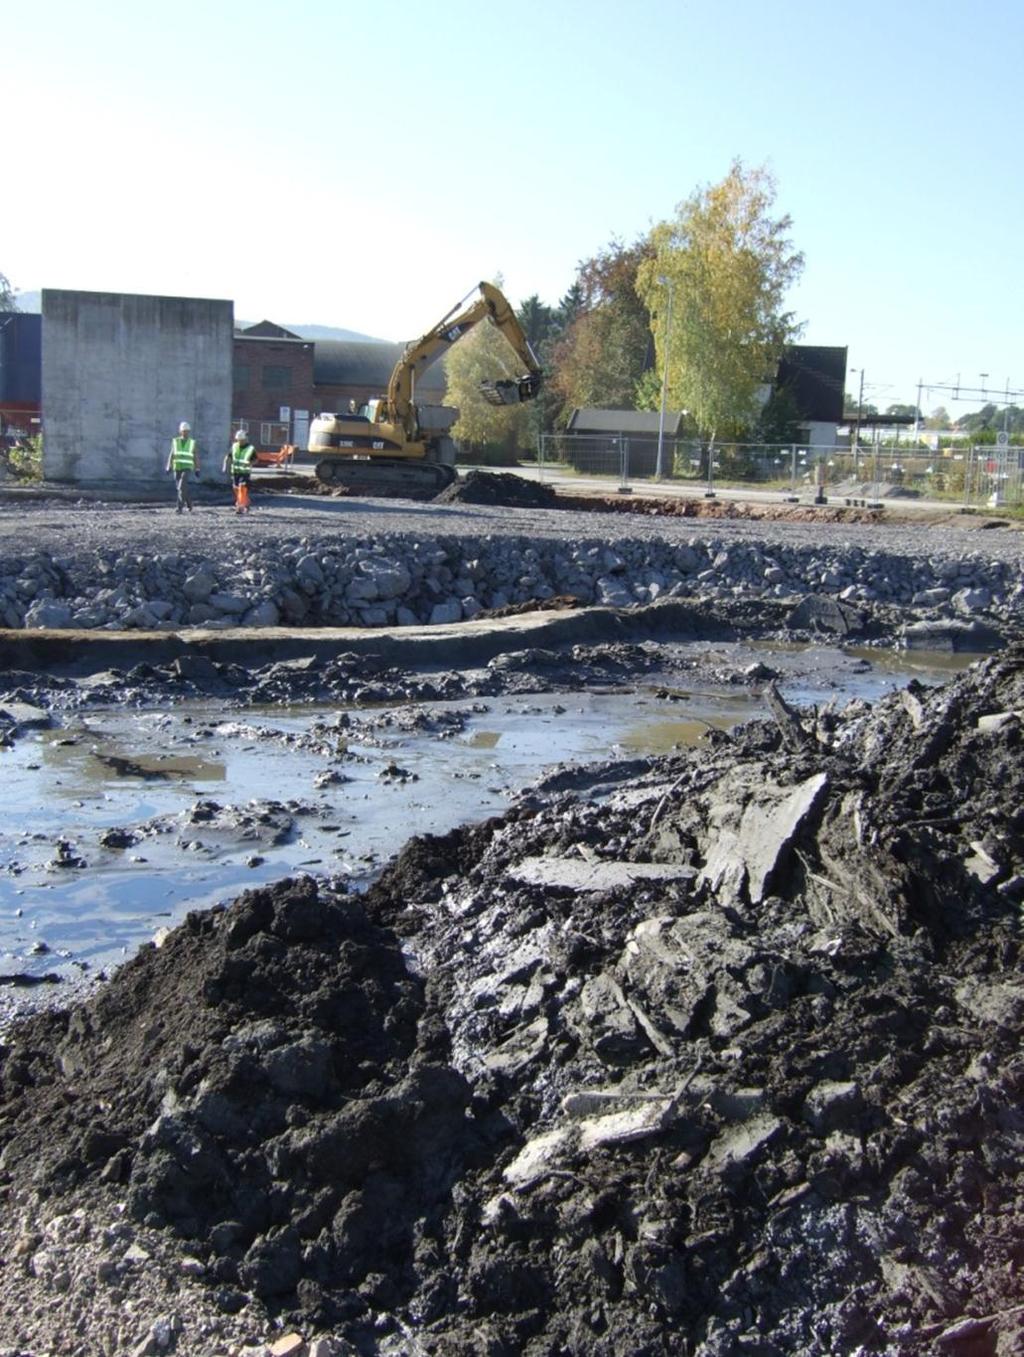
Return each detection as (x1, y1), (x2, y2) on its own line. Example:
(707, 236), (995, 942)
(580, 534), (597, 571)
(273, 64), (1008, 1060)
(479, 373), (543, 406)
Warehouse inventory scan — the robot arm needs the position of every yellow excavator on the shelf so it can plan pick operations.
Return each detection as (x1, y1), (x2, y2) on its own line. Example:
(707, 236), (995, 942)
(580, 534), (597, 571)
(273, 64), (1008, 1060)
(306, 281), (543, 496)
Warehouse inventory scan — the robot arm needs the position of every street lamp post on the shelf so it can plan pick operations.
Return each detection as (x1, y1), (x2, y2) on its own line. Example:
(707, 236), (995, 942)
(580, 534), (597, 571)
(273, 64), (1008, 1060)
(854, 368), (865, 465)
(655, 276), (674, 479)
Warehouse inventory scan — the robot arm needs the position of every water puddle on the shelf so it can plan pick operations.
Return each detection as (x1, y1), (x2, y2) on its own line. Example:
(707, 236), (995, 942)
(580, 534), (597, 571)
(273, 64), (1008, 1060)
(0, 644), (975, 991)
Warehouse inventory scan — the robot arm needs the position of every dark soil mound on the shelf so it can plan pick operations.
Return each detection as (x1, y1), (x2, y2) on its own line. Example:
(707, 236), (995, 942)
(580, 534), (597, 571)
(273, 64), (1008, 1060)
(435, 470), (558, 508)
(0, 877), (471, 1333)
(4, 653), (1024, 1353)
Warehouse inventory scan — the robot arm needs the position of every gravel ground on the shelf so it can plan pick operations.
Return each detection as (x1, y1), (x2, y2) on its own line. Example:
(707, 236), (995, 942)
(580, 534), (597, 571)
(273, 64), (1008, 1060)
(0, 489), (1021, 566)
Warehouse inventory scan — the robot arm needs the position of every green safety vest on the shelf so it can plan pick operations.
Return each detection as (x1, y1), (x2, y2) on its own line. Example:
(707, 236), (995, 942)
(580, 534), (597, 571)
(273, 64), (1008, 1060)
(231, 443), (255, 474)
(170, 436), (196, 470)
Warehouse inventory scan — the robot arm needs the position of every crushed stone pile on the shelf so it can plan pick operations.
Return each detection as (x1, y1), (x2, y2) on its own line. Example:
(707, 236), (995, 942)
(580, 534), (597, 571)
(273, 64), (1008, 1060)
(3, 652), (1024, 1354)
(1, 516), (1021, 635)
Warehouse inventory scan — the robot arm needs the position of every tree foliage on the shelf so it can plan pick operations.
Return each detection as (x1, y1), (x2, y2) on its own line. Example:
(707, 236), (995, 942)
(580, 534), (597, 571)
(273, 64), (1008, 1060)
(885, 403), (921, 420)
(637, 161), (804, 441)
(442, 281), (534, 458)
(515, 293), (571, 448)
(549, 238), (654, 422)
(957, 404), (1024, 435)
(0, 273), (17, 311)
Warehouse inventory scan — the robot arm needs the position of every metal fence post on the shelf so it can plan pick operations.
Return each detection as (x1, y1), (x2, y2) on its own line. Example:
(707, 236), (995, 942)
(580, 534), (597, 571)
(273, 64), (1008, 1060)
(618, 435), (632, 494)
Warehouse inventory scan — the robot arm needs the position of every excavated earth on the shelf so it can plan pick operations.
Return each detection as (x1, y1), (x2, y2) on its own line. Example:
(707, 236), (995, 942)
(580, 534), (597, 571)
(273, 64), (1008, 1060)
(3, 641), (1024, 1355)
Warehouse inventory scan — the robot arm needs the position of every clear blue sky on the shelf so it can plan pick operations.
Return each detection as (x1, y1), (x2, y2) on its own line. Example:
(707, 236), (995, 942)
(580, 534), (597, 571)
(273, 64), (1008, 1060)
(7, 0), (1022, 412)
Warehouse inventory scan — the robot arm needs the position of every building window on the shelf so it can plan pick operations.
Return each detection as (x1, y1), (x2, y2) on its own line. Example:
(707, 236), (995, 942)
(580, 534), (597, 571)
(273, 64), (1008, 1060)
(263, 365), (292, 390)
(260, 421), (289, 446)
(234, 364), (250, 391)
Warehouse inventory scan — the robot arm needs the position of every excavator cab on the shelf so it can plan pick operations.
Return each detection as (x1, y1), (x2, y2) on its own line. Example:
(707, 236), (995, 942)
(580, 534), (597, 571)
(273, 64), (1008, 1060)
(479, 373), (544, 406)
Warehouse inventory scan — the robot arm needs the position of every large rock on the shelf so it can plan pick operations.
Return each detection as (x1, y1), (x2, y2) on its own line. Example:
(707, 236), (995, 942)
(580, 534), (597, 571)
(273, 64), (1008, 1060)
(183, 570), (217, 604)
(699, 770), (829, 905)
(207, 592), (248, 616)
(785, 595), (863, 636)
(429, 601), (462, 626)
(243, 600), (280, 628)
(24, 600), (72, 629)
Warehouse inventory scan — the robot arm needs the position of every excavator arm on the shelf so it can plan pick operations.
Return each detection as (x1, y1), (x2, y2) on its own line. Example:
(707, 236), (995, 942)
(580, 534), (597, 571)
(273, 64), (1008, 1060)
(386, 281), (543, 429)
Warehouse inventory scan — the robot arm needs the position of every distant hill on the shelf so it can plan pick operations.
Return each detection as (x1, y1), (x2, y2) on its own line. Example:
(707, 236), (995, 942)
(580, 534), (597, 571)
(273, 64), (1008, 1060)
(289, 323), (388, 344)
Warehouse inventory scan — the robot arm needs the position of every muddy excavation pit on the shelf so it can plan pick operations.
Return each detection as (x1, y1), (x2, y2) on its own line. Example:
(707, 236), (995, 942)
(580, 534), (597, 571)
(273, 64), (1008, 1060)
(1, 615), (1023, 1357)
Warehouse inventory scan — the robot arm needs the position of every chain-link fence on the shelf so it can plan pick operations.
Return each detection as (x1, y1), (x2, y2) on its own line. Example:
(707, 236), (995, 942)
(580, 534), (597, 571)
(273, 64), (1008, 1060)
(536, 434), (1024, 509)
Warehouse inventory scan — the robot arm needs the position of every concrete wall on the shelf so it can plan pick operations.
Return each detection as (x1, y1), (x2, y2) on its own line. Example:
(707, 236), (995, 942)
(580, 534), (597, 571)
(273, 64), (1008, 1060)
(42, 289), (233, 484)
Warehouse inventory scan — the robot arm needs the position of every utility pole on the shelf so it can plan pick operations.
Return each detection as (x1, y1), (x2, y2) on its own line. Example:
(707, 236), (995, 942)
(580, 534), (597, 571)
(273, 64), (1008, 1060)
(853, 368), (865, 462)
(655, 276), (674, 480)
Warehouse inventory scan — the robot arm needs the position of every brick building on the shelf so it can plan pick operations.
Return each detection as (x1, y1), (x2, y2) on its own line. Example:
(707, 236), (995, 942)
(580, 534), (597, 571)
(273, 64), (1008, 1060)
(232, 324), (316, 449)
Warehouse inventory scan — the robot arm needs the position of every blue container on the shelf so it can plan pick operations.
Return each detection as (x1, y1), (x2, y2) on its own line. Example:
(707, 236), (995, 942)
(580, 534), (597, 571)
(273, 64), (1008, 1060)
(0, 312), (42, 404)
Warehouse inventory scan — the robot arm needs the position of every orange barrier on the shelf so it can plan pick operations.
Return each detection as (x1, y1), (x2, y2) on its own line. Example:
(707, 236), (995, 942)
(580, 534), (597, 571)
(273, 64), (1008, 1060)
(253, 444), (295, 468)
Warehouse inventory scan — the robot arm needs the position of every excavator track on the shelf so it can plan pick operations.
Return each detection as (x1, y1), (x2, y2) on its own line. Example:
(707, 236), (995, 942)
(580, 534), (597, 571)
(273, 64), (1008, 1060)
(314, 458), (457, 501)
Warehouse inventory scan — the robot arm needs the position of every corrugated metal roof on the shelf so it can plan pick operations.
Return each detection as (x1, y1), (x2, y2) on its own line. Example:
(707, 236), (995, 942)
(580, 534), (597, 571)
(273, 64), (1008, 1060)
(314, 340), (446, 393)
(567, 408), (685, 435)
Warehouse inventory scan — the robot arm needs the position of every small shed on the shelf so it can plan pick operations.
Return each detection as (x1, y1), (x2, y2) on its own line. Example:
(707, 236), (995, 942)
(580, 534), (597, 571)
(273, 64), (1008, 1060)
(566, 408), (686, 475)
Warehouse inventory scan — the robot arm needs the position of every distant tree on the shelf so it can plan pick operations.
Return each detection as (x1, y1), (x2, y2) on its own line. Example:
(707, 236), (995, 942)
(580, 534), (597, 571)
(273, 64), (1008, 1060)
(957, 404), (1024, 436)
(515, 294), (574, 451)
(636, 161), (804, 443)
(556, 281), (585, 329)
(924, 406), (951, 429)
(0, 273), (17, 311)
(517, 294), (558, 352)
(957, 403), (999, 433)
(549, 237), (655, 422)
(845, 392), (878, 416)
(885, 403), (922, 421)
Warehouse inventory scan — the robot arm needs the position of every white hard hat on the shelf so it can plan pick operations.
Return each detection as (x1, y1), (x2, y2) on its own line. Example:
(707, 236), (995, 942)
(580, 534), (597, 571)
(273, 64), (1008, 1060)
(234, 429), (246, 441)
(179, 421), (191, 432)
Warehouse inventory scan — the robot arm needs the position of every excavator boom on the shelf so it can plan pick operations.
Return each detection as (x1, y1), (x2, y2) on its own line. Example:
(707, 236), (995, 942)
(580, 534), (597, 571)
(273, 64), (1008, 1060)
(387, 280), (543, 424)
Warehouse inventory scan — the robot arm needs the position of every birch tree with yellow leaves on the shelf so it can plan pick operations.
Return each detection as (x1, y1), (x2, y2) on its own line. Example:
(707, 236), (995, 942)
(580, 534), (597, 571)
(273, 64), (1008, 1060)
(637, 161), (804, 444)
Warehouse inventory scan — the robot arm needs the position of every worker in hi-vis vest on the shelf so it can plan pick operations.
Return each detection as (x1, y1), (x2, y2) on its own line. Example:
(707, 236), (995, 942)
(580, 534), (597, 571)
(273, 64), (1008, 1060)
(166, 421), (200, 514)
(222, 429), (256, 515)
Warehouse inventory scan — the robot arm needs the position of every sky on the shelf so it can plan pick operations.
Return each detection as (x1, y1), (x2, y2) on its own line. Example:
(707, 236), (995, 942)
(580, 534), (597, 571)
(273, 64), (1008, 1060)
(6, 0), (1022, 412)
